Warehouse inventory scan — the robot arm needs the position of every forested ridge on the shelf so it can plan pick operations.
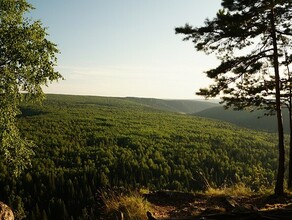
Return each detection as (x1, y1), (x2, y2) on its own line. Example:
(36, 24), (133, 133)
(194, 107), (283, 133)
(0, 94), (282, 219)
(125, 97), (219, 114)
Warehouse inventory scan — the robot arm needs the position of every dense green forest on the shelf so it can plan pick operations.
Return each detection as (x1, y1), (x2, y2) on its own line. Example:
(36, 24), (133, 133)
(0, 94), (283, 219)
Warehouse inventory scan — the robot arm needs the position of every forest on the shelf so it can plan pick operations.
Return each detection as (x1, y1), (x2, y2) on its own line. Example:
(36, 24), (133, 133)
(0, 94), (283, 219)
(1, 0), (292, 219)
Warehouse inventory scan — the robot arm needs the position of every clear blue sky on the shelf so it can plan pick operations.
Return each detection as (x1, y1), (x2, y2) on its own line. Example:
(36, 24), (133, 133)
(28, 0), (221, 99)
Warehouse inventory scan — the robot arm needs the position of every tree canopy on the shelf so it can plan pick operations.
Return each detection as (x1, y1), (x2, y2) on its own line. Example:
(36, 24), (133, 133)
(176, 0), (292, 195)
(0, 0), (62, 176)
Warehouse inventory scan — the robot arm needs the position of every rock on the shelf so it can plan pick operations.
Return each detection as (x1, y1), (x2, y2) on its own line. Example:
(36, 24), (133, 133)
(221, 196), (239, 211)
(201, 207), (226, 215)
(146, 211), (157, 220)
(0, 202), (14, 220)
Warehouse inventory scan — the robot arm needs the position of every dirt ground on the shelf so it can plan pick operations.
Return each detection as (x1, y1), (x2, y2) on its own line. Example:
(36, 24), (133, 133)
(145, 191), (292, 219)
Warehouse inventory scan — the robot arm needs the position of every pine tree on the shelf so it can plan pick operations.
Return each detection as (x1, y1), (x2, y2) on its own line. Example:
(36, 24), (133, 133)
(176, 0), (292, 195)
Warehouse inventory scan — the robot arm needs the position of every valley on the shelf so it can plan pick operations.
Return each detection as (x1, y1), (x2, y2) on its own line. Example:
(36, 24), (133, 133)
(0, 94), (282, 219)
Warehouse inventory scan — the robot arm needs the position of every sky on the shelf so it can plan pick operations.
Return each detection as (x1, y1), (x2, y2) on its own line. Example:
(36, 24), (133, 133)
(28, 0), (222, 99)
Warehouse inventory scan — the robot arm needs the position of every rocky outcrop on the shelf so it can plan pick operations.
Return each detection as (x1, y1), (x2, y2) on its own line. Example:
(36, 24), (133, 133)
(0, 202), (14, 220)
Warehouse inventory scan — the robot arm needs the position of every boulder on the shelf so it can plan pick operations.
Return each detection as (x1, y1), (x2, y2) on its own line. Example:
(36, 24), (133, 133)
(0, 202), (14, 220)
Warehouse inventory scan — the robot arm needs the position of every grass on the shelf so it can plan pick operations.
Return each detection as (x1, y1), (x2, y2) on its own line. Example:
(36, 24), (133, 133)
(99, 186), (292, 219)
(205, 183), (253, 197)
(101, 190), (153, 220)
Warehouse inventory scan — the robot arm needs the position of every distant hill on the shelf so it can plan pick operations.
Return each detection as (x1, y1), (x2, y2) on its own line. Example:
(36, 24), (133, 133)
(125, 97), (219, 114)
(41, 95), (288, 133)
(37, 94), (219, 114)
(194, 106), (290, 133)
(125, 96), (289, 133)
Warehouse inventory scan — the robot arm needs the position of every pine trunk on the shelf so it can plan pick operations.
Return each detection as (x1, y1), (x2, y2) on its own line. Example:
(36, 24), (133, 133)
(287, 52), (292, 189)
(271, 7), (285, 196)
(288, 108), (292, 189)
